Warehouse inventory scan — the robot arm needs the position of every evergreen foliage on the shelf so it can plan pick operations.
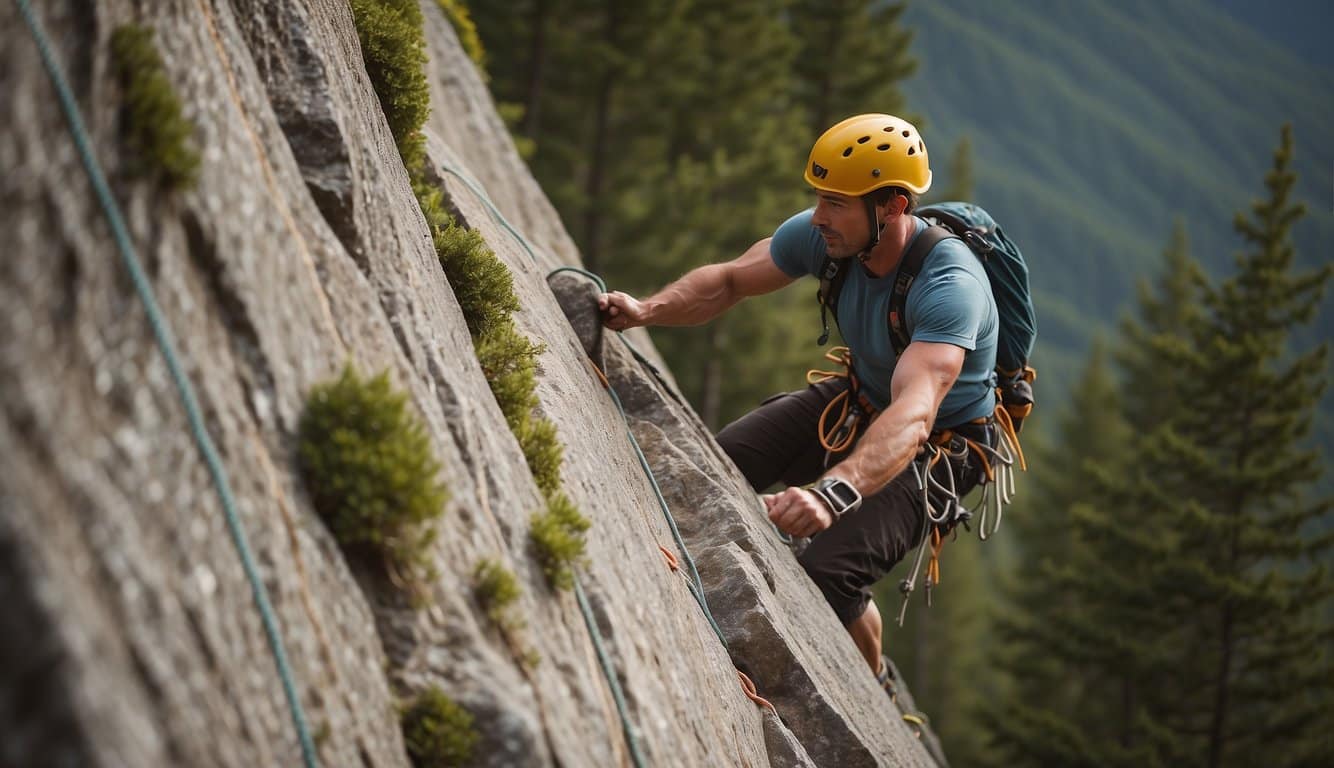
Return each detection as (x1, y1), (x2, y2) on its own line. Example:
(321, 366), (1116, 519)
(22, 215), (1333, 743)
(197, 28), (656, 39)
(530, 491), (591, 590)
(985, 126), (1334, 767)
(298, 366), (447, 581)
(109, 25), (199, 189)
(349, 0), (431, 174)
(790, 0), (916, 134)
(401, 687), (479, 767)
(900, 0), (1334, 458)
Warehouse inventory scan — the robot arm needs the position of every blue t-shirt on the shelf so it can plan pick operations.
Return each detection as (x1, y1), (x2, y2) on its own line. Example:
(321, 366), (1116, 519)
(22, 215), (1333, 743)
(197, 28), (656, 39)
(771, 208), (998, 427)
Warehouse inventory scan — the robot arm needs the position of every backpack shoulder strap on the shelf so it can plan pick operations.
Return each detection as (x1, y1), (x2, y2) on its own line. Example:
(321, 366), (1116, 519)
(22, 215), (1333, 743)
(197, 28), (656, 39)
(888, 225), (958, 356)
(816, 255), (850, 345)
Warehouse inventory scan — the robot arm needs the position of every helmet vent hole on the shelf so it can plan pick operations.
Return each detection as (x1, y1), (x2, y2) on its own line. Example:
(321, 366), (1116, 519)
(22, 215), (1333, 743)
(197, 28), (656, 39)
(857, 136), (870, 144)
(907, 147), (915, 155)
(884, 126), (895, 132)
(918, 140), (924, 151)
(877, 143), (890, 151)
(902, 130), (911, 138)
(842, 147), (853, 157)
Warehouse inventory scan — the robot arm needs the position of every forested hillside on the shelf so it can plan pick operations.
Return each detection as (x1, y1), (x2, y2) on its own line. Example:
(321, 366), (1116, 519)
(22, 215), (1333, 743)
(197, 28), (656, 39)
(902, 0), (1334, 453)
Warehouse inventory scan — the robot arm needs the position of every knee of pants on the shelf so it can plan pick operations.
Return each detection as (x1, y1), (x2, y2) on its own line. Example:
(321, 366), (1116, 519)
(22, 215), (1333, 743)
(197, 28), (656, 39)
(797, 549), (867, 626)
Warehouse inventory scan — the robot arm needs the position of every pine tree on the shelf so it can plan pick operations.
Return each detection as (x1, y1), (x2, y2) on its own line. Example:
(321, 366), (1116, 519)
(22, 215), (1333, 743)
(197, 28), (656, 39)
(925, 137), (975, 204)
(982, 341), (1166, 768)
(1142, 124), (1334, 767)
(986, 125), (1334, 768)
(789, 0), (917, 136)
(1117, 217), (1205, 431)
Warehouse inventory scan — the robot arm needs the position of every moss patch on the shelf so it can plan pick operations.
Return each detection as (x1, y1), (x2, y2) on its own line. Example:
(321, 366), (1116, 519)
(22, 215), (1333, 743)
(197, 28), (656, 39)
(349, 0), (431, 175)
(110, 24), (199, 189)
(298, 366), (446, 582)
(530, 492), (591, 590)
(401, 687), (479, 768)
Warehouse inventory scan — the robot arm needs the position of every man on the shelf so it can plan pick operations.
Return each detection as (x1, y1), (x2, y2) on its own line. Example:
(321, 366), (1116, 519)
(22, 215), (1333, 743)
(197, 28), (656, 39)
(598, 114), (998, 684)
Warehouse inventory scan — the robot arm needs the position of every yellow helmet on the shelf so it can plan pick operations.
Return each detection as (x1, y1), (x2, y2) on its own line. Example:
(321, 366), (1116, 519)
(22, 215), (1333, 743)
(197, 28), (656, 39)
(803, 114), (932, 196)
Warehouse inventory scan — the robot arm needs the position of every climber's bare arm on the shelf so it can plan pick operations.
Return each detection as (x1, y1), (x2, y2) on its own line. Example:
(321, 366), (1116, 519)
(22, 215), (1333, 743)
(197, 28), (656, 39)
(598, 238), (795, 330)
(765, 341), (964, 537)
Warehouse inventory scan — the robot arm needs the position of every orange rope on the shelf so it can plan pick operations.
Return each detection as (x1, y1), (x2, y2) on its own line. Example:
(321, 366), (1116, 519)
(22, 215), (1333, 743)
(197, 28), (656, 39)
(805, 345), (854, 385)
(736, 670), (776, 712)
(586, 357), (610, 389)
(816, 388), (859, 452)
(994, 403), (1027, 471)
(964, 437), (995, 482)
(807, 347), (876, 453)
(658, 544), (679, 572)
(926, 526), (944, 587)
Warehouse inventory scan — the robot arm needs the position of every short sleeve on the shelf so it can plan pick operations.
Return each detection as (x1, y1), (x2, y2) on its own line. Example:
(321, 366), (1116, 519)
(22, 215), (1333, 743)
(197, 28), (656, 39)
(770, 208), (823, 278)
(907, 263), (989, 351)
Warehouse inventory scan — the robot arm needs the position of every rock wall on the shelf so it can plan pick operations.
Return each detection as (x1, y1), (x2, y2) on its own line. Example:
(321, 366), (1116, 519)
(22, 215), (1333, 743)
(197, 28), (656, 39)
(0, 1), (937, 766)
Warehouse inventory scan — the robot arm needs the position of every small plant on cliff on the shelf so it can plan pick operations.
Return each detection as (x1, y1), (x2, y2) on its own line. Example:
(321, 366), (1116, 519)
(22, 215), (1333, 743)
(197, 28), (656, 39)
(348, 0), (589, 594)
(436, 0), (487, 74)
(110, 24), (199, 189)
(530, 492), (591, 590)
(401, 687), (479, 767)
(427, 206), (521, 338)
(473, 558), (521, 627)
(298, 365), (446, 582)
(348, 0), (431, 174)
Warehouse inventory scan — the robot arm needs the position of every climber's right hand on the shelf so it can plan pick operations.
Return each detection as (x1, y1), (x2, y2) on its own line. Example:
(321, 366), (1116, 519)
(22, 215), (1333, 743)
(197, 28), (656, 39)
(598, 291), (649, 331)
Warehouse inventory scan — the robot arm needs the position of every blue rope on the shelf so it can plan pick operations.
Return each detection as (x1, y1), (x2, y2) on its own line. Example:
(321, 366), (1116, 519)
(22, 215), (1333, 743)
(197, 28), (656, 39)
(573, 577), (649, 768)
(547, 266), (729, 650)
(435, 162), (539, 265)
(14, 3), (319, 764)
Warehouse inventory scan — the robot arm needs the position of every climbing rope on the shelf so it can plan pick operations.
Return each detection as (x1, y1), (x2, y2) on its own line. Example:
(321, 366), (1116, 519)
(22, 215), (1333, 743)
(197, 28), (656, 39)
(574, 577), (649, 768)
(435, 161), (540, 266)
(435, 160), (776, 749)
(14, 3), (319, 765)
(541, 267), (729, 648)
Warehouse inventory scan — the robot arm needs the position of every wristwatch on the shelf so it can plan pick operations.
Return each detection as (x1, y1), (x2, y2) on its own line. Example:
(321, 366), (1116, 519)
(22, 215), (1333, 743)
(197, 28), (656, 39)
(810, 476), (862, 520)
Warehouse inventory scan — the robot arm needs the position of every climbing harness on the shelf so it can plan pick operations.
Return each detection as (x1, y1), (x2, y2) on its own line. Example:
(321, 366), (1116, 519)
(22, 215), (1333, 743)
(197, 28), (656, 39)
(894, 398), (1026, 626)
(14, 3), (318, 764)
(806, 346), (879, 458)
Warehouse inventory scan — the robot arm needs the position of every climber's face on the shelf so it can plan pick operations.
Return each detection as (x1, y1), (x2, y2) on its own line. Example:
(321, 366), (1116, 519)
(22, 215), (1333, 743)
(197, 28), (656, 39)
(810, 191), (872, 258)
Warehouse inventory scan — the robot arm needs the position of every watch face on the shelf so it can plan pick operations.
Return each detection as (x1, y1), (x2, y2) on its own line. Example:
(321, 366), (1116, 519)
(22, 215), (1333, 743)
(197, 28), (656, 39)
(828, 482), (858, 508)
(817, 478), (860, 514)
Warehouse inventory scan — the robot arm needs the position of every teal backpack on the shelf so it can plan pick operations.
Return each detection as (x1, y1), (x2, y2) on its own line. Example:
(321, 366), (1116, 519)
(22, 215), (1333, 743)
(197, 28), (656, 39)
(816, 201), (1038, 430)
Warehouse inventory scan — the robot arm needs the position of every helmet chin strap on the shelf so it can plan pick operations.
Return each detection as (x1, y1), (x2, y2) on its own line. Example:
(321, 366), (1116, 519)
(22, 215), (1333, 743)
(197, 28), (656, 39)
(858, 196), (882, 263)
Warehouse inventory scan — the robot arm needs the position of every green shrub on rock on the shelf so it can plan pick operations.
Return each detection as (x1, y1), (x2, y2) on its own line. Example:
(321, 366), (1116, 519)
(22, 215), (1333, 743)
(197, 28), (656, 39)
(530, 492), (591, 590)
(110, 24), (199, 189)
(474, 323), (542, 430)
(473, 558), (521, 628)
(298, 366), (446, 580)
(349, 0), (431, 174)
(401, 687), (478, 768)
(432, 216), (521, 339)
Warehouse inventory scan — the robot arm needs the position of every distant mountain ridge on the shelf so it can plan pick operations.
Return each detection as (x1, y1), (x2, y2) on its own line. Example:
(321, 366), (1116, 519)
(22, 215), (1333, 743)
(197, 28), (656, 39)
(901, 0), (1334, 455)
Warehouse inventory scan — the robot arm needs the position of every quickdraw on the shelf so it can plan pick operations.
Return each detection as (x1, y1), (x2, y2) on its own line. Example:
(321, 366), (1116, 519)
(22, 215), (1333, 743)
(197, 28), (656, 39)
(895, 397), (1027, 626)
